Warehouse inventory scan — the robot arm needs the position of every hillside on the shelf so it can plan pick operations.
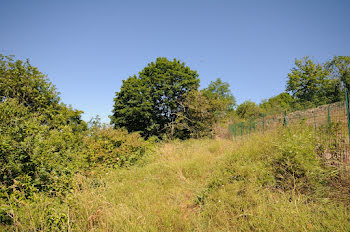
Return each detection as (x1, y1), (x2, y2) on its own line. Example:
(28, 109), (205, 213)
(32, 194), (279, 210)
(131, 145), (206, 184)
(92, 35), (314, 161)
(1, 54), (350, 231)
(4, 127), (350, 231)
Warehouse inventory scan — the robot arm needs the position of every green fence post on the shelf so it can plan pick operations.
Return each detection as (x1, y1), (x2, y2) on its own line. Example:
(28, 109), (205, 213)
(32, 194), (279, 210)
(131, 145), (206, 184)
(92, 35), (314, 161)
(249, 119), (251, 136)
(327, 104), (331, 129)
(345, 88), (350, 142)
(262, 114), (265, 134)
(313, 110), (317, 135)
(234, 123), (237, 140)
(283, 111), (288, 126)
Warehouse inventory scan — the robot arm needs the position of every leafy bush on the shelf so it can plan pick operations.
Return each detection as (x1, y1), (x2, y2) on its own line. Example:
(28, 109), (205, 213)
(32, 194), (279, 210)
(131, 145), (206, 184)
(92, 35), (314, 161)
(84, 126), (149, 168)
(236, 100), (262, 119)
(0, 55), (88, 225)
(0, 54), (60, 111)
(0, 99), (84, 197)
(272, 128), (331, 194)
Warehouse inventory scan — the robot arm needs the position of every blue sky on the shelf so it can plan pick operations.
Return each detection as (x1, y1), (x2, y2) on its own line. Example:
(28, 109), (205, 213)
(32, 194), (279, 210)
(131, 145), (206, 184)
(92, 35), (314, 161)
(1, 0), (349, 123)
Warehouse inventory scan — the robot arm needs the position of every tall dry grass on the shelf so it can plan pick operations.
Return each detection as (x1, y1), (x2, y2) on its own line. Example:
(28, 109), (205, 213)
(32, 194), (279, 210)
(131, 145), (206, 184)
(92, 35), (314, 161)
(2, 127), (350, 231)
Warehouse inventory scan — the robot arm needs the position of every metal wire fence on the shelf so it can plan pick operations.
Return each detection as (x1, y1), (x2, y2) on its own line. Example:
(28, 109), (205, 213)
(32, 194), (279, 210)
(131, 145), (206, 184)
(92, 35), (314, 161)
(228, 95), (350, 164)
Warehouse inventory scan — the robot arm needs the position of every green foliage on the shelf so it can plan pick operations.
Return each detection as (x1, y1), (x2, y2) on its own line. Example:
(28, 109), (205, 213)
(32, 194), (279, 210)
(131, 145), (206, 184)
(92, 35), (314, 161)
(326, 56), (350, 89)
(236, 100), (262, 119)
(84, 126), (148, 168)
(0, 54), (60, 111)
(175, 90), (215, 138)
(2, 52), (350, 230)
(111, 57), (200, 138)
(2, 128), (350, 231)
(171, 79), (236, 139)
(260, 92), (294, 115)
(0, 99), (84, 198)
(272, 128), (329, 193)
(197, 128), (349, 231)
(203, 77), (236, 111)
(286, 57), (342, 108)
(0, 55), (155, 228)
(0, 55), (88, 225)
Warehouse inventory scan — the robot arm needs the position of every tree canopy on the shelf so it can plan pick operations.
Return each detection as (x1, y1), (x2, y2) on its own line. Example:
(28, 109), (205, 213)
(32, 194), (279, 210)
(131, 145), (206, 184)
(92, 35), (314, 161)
(204, 78), (236, 109)
(260, 92), (294, 114)
(236, 100), (261, 119)
(286, 57), (342, 108)
(326, 56), (350, 89)
(111, 57), (200, 138)
(0, 54), (60, 110)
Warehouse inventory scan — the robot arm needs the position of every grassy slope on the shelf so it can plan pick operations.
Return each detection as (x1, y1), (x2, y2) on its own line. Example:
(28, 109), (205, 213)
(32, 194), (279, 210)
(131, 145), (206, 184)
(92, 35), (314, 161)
(4, 128), (350, 231)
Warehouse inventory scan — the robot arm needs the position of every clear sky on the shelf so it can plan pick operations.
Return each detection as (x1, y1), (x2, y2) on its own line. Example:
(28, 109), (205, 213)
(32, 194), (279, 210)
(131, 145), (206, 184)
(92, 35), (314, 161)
(1, 0), (349, 123)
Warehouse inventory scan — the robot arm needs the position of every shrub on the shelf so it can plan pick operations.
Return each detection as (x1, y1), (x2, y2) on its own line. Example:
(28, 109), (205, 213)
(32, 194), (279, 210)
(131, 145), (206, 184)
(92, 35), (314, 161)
(0, 99), (86, 225)
(236, 100), (262, 119)
(0, 99), (84, 196)
(84, 126), (149, 168)
(272, 128), (330, 194)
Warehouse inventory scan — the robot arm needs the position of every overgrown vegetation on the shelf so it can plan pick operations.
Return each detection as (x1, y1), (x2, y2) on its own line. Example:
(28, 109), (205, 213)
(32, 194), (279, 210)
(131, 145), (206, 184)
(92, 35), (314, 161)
(0, 55), (149, 227)
(2, 127), (350, 231)
(1, 54), (350, 231)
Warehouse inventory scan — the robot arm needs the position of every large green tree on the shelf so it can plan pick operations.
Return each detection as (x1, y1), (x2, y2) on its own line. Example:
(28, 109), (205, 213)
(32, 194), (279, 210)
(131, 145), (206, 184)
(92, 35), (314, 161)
(204, 77), (236, 111)
(286, 57), (341, 108)
(326, 56), (350, 89)
(111, 57), (200, 138)
(236, 100), (261, 119)
(260, 92), (294, 114)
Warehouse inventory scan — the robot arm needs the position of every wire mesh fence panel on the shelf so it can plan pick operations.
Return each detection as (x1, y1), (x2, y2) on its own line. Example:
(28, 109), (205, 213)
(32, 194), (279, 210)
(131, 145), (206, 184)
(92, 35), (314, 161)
(228, 100), (350, 164)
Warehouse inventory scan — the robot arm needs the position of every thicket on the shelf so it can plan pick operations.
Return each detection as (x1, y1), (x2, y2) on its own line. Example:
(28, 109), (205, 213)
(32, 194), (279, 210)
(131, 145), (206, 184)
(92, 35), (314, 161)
(0, 55), (149, 225)
(1, 53), (349, 230)
(3, 126), (350, 231)
(196, 127), (350, 231)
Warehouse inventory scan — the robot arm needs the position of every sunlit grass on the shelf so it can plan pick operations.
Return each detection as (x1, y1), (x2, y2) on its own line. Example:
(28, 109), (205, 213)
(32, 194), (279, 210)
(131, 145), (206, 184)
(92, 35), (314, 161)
(3, 128), (350, 231)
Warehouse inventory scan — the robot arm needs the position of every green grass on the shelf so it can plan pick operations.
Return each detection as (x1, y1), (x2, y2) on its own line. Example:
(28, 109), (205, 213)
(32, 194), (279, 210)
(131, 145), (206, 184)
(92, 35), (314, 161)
(2, 128), (350, 231)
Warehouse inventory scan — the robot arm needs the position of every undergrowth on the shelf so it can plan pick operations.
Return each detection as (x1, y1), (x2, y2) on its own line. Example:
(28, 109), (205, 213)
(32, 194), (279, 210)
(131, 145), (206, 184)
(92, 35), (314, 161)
(2, 127), (350, 231)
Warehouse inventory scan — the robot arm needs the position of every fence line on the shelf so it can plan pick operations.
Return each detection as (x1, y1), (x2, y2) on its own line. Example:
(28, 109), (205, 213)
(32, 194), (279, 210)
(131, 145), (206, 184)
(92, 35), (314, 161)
(228, 95), (350, 164)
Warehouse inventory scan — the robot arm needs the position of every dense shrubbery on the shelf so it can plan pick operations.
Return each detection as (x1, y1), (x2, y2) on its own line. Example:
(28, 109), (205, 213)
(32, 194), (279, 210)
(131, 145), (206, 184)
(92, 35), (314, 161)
(84, 126), (149, 168)
(1, 53), (349, 230)
(236, 100), (261, 119)
(0, 55), (149, 225)
(0, 55), (87, 224)
(0, 99), (84, 196)
(0, 54), (87, 201)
